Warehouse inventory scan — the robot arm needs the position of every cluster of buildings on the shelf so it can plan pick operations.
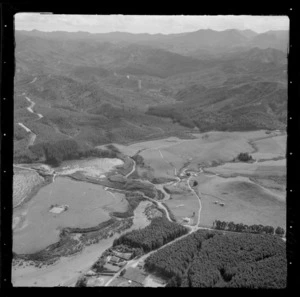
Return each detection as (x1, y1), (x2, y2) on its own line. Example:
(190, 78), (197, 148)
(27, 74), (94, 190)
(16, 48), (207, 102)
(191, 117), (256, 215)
(106, 250), (132, 266)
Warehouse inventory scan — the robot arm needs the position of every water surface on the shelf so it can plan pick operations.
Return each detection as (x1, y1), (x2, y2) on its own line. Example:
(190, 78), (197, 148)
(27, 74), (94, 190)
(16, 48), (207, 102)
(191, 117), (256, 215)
(13, 177), (127, 254)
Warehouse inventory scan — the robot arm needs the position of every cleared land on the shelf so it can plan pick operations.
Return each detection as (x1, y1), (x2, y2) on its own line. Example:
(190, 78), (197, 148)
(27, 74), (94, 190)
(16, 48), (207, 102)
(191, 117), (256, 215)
(204, 159), (286, 179)
(164, 192), (199, 225)
(251, 135), (286, 160)
(195, 175), (285, 228)
(12, 130), (286, 287)
(57, 158), (124, 178)
(13, 169), (44, 208)
(122, 130), (286, 228)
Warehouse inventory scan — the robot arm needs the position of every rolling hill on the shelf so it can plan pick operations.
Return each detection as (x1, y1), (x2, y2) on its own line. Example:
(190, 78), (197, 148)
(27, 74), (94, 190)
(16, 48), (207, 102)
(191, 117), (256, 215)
(14, 29), (288, 163)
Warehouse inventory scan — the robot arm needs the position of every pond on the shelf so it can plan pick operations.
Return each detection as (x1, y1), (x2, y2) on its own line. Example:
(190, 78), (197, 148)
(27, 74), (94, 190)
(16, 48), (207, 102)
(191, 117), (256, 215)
(13, 177), (127, 254)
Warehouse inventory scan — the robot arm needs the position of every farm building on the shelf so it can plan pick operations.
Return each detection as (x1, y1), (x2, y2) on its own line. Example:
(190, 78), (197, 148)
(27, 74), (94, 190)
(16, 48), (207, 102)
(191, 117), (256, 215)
(183, 217), (190, 223)
(86, 270), (96, 276)
(109, 256), (122, 264)
(113, 251), (133, 261)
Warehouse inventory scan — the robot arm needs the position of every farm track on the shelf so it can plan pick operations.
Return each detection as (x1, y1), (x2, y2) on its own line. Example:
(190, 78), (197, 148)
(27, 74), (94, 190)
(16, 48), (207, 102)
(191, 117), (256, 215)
(17, 77), (44, 147)
(13, 130), (286, 287)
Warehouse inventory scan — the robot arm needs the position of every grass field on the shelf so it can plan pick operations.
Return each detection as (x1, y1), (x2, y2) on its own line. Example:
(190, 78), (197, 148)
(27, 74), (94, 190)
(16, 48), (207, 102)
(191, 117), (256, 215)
(195, 175), (285, 228)
(204, 159), (286, 178)
(164, 192), (199, 225)
(12, 130), (287, 286)
(119, 130), (286, 229)
(251, 134), (286, 160)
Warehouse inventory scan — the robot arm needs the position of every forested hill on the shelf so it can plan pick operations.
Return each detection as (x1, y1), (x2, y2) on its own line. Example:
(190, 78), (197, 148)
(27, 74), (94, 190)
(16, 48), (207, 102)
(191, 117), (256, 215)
(146, 80), (287, 132)
(14, 29), (287, 163)
(144, 229), (286, 288)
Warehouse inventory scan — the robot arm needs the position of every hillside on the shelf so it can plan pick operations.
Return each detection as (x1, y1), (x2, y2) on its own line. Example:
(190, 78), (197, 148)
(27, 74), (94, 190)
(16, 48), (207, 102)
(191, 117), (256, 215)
(14, 29), (287, 163)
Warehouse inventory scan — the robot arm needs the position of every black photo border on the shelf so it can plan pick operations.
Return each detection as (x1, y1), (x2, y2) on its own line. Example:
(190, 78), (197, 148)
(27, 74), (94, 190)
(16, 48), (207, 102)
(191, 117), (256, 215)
(0, 2), (299, 295)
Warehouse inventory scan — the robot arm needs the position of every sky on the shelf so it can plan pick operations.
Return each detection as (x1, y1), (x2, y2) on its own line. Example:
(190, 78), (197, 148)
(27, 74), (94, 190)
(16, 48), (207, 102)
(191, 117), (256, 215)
(15, 14), (289, 34)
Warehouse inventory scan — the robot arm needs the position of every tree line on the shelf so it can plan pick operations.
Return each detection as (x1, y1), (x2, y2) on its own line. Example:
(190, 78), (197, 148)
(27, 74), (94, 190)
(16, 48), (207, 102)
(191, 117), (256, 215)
(213, 220), (285, 236)
(29, 139), (120, 167)
(113, 217), (188, 253)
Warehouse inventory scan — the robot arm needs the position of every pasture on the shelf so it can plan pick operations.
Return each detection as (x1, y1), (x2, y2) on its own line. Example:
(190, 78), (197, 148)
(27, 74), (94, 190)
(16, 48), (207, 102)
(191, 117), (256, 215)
(251, 134), (286, 160)
(195, 175), (285, 229)
(164, 192), (199, 225)
(204, 159), (286, 178)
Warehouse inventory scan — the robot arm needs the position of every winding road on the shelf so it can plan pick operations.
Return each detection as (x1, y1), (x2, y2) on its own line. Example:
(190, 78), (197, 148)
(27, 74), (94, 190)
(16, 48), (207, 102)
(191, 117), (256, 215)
(125, 159), (136, 178)
(17, 77), (43, 147)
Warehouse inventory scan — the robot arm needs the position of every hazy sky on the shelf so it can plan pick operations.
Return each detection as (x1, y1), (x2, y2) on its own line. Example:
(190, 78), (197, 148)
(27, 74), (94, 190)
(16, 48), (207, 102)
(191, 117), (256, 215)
(15, 14), (289, 34)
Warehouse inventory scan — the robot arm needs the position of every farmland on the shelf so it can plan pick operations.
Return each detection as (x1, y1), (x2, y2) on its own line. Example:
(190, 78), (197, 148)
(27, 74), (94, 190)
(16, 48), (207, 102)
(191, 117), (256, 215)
(12, 129), (286, 287)
(11, 25), (289, 288)
(113, 129), (286, 230)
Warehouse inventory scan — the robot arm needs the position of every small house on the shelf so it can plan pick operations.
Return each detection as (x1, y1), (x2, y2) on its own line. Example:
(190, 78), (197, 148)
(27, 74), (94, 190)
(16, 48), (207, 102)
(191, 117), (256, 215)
(86, 270), (96, 276)
(114, 252), (132, 261)
(109, 256), (121, 264)
(220, 203), (225, 207)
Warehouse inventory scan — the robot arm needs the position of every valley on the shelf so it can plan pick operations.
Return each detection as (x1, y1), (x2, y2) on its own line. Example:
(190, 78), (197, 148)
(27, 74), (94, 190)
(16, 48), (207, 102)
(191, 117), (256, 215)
(12, 24), (288, 288)
(12, 128), (286, 287)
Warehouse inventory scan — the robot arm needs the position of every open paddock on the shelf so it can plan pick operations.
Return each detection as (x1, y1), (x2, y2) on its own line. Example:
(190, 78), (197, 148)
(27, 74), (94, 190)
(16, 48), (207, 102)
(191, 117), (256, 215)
(143, 274), (166, 287)
(108, 130), (284, 181)
(251, 134), (286, 160)
(204, 159), (286, 178)
(164, 193), (199, 225)
(196, 175), (285, 229)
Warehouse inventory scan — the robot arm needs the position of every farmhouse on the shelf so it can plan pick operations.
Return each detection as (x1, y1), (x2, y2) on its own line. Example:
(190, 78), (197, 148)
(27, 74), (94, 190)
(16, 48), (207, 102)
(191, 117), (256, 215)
(109, 256), (122, 264)
(113, 251), (133, 261)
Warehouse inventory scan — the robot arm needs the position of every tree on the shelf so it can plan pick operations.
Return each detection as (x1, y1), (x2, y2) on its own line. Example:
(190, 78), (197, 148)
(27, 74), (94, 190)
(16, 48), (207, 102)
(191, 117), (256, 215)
(228, 222), (236, 231)
(237, 152), (253, 162)
(120, 269), (126, 277)
(275, 226), (285, 237)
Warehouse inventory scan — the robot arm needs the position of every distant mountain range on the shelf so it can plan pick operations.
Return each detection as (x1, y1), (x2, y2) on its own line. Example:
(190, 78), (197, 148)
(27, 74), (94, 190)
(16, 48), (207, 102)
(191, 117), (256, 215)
(16, 28), (289, 55)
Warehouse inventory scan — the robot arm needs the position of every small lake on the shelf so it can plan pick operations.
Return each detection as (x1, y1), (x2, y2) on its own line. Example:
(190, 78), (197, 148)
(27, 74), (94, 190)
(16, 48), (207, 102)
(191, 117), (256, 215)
(13, 177), (127, 254)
